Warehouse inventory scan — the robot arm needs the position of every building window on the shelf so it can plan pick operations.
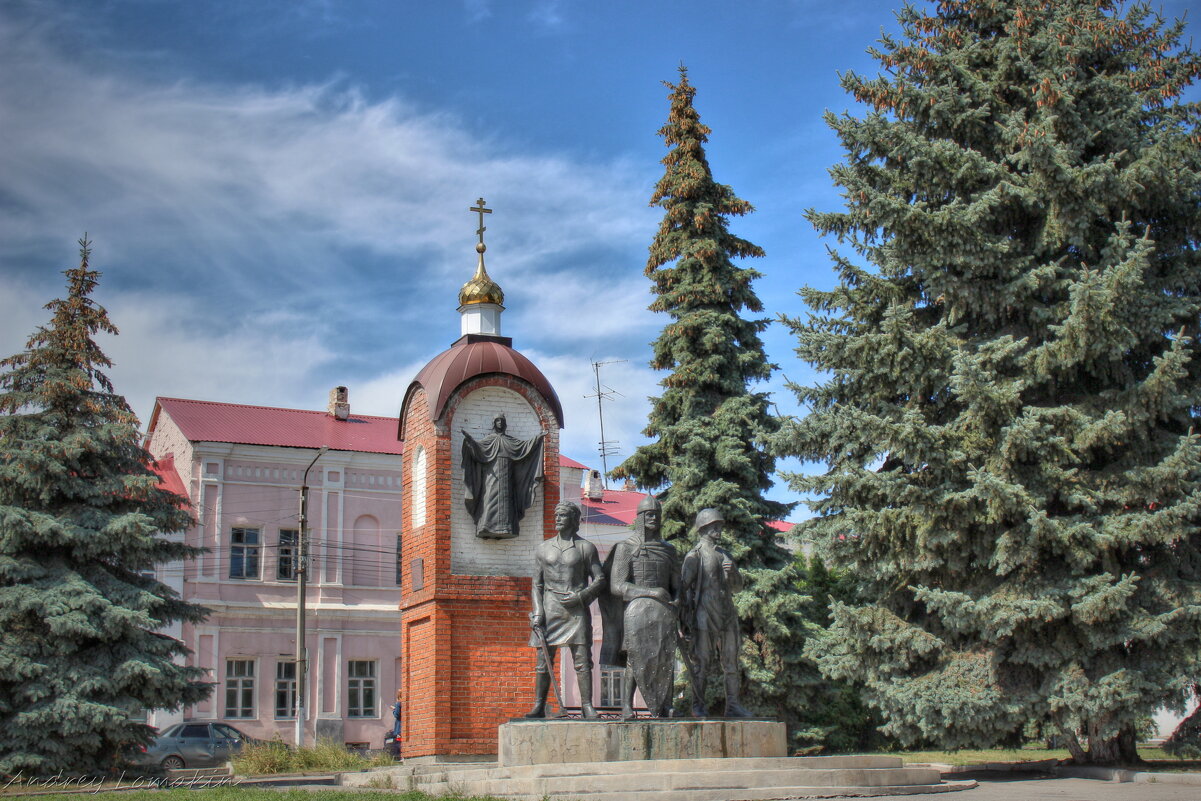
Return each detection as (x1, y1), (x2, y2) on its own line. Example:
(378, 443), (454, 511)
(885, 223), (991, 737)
(347, 661), (376, 718)
(229, 528), (261, 579)
(600, 667), (624, 708)
(411, 446), (427, 526)
(277, 529), (298, 581)
(275, 661), (297, 719)
(224, 659), (255, 719)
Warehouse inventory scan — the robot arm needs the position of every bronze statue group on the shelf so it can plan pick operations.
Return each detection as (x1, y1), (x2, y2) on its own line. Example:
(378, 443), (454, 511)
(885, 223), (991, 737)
(526, 497), (750, 721)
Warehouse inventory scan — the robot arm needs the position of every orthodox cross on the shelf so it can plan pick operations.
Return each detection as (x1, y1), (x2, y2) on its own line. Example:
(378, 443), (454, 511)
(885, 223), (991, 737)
(470, 198), (492, 246)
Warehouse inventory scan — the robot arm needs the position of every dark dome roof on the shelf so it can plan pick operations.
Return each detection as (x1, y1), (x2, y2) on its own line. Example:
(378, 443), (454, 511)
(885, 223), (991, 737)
(401, 336), (563, 433)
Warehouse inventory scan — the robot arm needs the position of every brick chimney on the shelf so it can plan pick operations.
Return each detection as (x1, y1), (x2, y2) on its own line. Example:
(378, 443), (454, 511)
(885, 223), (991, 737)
(328, 386), (350, 421)
(584, 469), (605, 501)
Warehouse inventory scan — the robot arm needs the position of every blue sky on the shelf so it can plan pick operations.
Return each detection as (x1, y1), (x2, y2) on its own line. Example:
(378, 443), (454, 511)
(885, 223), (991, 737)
(1, 0), (1197, 510)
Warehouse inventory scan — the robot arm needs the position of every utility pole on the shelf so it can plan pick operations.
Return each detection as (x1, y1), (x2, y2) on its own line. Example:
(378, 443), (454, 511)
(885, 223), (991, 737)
(295, 445), (328, 748)
(586, 359), (625, 486)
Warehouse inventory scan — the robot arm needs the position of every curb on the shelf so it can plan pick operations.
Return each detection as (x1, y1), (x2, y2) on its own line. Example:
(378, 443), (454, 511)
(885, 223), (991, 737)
(924, 759), (1058, 775)
(235, 773), (340, 787)
(918, 760), (1201, 786)
(1054, 765), (1201, 785)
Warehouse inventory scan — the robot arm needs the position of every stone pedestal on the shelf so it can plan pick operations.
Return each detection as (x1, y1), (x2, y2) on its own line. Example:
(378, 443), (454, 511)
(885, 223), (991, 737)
(498, 719), (786, 767)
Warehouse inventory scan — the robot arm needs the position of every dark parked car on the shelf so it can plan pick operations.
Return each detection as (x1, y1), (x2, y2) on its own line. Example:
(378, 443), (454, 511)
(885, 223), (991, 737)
(131, 722), (257, 770)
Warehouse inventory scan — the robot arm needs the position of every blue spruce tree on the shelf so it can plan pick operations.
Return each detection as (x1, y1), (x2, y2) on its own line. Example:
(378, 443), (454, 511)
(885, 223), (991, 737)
(778, 0), (1201, 764)
(0, 238), (210, 774)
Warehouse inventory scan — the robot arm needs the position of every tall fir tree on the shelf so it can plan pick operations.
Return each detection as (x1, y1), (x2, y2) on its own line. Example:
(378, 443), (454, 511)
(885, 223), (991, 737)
(0, 238), (210, 774)
(790, 553), (890, 752)
(613, 67), (813, 737)
(777, 0), (1201, 764)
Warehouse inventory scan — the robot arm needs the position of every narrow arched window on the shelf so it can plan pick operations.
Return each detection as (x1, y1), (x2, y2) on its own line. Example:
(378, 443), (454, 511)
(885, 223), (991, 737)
(411, 445), (427, 528)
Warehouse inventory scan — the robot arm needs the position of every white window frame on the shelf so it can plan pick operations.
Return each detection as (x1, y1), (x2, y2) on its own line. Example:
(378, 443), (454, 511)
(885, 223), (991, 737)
(224, 658), (256, 719)
(600, 667), (624, 708)
(229, 527), (261, 580)
(277, 529), (299, 581)
(347, 660), (377, 718)
(275, 660), (297, 719)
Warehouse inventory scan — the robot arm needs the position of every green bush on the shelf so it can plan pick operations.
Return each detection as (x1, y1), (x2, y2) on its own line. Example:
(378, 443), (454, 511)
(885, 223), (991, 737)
(232, 739), (395, 775)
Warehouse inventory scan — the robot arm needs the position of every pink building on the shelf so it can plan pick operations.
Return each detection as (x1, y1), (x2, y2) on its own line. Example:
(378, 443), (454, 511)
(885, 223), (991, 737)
(145, 390), (405, 746)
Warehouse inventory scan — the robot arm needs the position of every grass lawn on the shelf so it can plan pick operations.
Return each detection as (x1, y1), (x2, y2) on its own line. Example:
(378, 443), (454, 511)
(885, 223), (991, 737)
(2, 790), (494, 801)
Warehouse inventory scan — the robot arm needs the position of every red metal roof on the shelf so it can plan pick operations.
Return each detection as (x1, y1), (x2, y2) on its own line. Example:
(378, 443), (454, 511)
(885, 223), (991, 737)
(579, 488), (645, 527)
(579, 486), (796, 533)
(402, 336), (564, 433)
(559, 454), (588, 470)
(149, 454), (188, 503)
(150, 397), (404, 455)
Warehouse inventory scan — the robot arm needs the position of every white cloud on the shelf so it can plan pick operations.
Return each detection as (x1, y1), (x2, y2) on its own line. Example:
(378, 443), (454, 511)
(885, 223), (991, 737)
(0, 11), (654, 323)
(510, 269), (657, 345)
(104, 294), (336, 428)
(0, 279), (55, 357)
(346, 359), (432, 420)
(527, 0), (566, 30)
(0, 273), (335, 428)
(0, 7), (662, 436)
(524, 350), (661, 473)
(464, 0), (492, 23)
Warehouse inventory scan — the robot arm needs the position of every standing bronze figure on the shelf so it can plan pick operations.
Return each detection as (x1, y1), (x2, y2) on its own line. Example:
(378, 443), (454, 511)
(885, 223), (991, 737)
(680, 507), (751, 717)
(461, 413), (544, 539)
(600, 495), (679, 719)
(525, 501), (606, 719)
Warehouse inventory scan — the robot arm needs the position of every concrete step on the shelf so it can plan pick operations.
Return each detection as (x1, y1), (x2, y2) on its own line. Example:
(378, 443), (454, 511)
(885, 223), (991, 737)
(342, 761), (495, 789)
(410, 761), (497, 775)
(421, 767), (944, 796)
(411, 780), (977, 801)
(410, 754), (909, 784)
(342, 756), (973, 800)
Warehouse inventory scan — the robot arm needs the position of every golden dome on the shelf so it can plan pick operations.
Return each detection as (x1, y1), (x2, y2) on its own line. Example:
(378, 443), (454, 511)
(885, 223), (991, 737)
(458, 245), (505, 307)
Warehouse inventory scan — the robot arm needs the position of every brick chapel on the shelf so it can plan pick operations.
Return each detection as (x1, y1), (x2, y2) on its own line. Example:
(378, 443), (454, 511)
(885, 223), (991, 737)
(397, 202), (564, 758)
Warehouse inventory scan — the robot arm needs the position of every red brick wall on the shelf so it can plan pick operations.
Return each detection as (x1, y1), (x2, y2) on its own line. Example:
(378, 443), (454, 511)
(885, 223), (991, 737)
(398, 374), (560, 757)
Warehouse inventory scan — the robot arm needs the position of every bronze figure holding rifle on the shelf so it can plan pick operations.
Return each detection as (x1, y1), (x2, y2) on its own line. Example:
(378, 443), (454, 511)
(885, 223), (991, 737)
(524, 501), (606, 719)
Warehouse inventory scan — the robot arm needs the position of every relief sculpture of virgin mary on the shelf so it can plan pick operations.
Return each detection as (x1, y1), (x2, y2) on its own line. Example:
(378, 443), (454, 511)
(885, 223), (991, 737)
(460, 413), (544, 539)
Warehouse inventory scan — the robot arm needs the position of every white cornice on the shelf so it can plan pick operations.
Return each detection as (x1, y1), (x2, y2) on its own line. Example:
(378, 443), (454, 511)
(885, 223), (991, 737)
(196, 599), (400, 618)
(191, 442), (402, 470)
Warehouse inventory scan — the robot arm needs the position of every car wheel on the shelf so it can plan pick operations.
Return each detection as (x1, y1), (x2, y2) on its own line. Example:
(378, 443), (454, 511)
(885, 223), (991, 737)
(161, 756), (185, 770)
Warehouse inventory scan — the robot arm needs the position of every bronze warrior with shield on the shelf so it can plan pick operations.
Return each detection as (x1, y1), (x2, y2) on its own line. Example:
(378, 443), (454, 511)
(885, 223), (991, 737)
(600, 494), (679, 719)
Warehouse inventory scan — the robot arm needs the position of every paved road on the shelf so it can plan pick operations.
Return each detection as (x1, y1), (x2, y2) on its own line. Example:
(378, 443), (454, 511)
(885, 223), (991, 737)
(869, 771), (1200, 800)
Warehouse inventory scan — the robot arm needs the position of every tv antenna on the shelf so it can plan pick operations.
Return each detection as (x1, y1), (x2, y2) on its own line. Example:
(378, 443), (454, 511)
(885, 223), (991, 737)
(586, 359), (625, 486)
